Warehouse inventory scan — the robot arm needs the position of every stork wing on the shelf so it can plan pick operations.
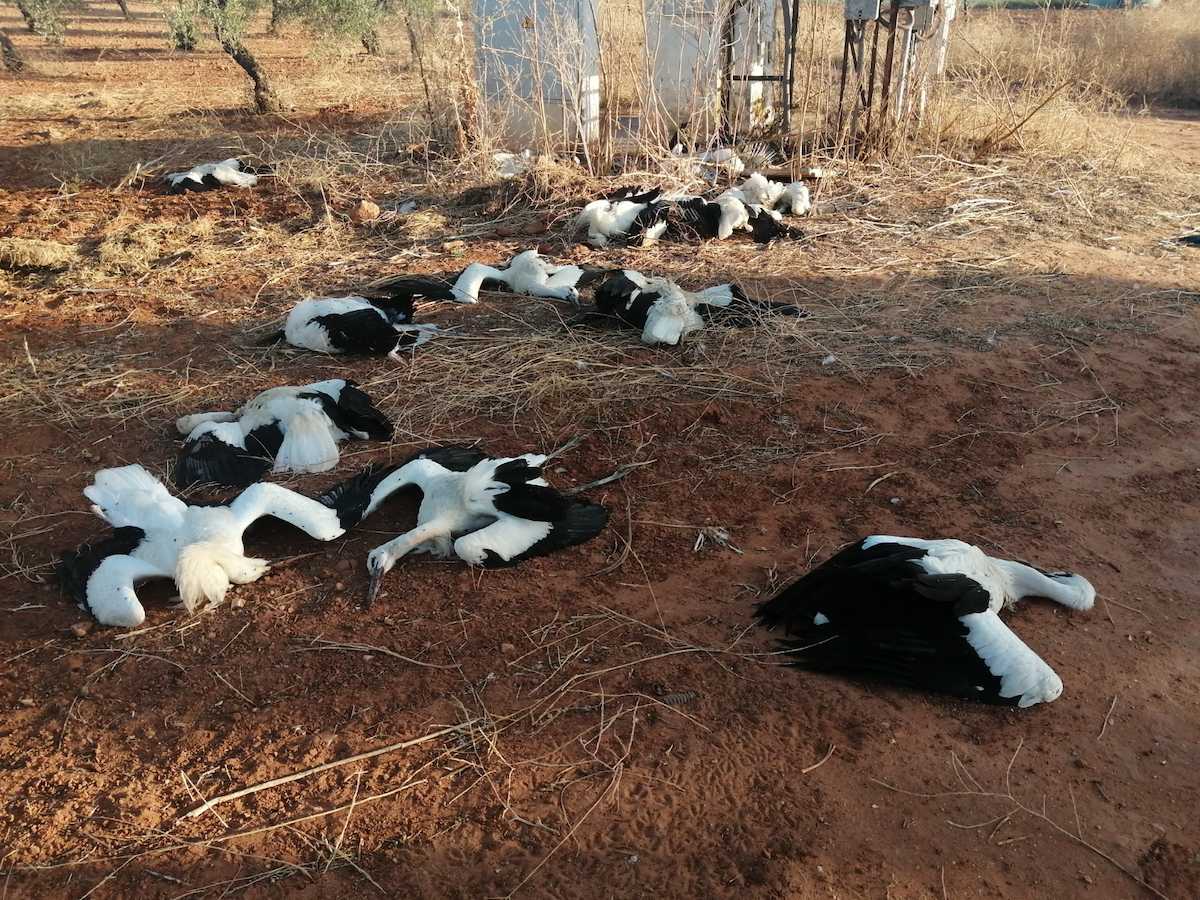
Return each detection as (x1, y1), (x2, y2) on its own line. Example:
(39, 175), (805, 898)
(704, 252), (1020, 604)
(273, 410), (340, 474)
(758, 552), (1063, 707)
(959, 610), (1063, 708)
(84, 465), (186, 531)
(76, 554), (166, 627)
(229, 482), (344, 541)
(175, 422), (272, 489)
(453, 515), (553, 566)
(456, 500), (609, 568)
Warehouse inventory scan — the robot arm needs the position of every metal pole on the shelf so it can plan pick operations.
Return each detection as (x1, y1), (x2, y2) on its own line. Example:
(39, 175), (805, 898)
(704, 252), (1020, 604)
(892, 7), (915, 122)
(877, 1), (900, 140)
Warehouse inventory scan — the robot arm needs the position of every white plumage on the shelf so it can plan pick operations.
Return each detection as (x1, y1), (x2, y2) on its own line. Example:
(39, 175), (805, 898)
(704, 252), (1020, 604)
(450, 250), (594, 304)
(755, 535), (1095, 708)
(165, 158), (258, 194)
(724, 173), (811, 217)
(58, 465), (345, 627)
(592, 270), (805, 347)
(175, 378), (393, 487)
(318, 446), (608, 604)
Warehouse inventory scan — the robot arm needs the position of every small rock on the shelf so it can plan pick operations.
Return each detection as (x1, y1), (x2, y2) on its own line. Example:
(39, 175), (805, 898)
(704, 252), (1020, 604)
(231, 596), (246, 610)
(69, 621), (93, 638)
(501, 642), (516, 655)
(821, 354), (838, 366)
(334, 582), (345, 592)
(17, 698), (35, 708)
(889, 497), (902, 506)
(64, 654), (85, 673)
(349, 199), (381, 223)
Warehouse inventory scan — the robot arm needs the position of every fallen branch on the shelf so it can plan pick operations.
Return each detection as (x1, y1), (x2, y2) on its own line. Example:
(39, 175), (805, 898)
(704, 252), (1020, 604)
(801, 744), (836, 774)
(292, 637), (460, 670)
(181, 720), (475, 819)
(564, 460), (655, 496)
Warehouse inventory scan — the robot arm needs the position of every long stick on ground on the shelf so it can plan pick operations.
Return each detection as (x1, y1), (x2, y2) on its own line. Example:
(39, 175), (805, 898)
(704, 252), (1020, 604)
(180, 720), (476, 819)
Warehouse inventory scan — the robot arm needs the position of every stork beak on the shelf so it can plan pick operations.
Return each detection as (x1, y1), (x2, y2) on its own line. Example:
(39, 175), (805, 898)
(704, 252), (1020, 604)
(365, 560), (385, 607)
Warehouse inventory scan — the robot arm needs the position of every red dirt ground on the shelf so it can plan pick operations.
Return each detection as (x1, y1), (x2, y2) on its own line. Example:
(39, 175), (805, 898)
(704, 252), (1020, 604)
(2, 6), (1199, 899)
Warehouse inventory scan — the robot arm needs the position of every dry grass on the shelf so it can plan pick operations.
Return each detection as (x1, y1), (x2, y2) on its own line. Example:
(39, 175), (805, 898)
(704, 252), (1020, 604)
(953, 5), (1200, 109)
(95, 217), (220, 276)
(0, 238), (77, 272)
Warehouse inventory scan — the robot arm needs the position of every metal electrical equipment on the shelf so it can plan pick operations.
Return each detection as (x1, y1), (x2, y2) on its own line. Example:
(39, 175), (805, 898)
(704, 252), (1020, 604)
(845, 0), (882, 22)
(837, 0), (948, 151)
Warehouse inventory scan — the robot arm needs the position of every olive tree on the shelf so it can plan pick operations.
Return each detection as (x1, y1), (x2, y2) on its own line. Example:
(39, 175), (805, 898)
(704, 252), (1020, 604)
(169, 0), (392, 113)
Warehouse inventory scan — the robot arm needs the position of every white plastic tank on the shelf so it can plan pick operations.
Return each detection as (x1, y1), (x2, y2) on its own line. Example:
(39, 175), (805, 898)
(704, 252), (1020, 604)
(643, 0), (775, 133)
(474, 0), (601, 145)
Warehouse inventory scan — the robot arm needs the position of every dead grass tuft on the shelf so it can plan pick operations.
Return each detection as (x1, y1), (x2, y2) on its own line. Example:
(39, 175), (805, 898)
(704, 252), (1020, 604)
(0, 238), (77, 272)
(94, 218), (219, 276)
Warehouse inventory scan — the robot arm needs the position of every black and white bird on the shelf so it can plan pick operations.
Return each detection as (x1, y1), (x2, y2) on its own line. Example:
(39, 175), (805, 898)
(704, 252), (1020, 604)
(319, 446), (609, 604)
(723, 172), (812, 217)
(270, 289), (442, 360)
(174, 378), (393, 488)
(753, 536), (1096, 708)
(577, 185), (804, 248)
(450, 250), (609, 304)
(591, 270), (806, 346)
(57, 465), (345, 627)
(575, 187), (667, 248)
(165, 158), (258, 194)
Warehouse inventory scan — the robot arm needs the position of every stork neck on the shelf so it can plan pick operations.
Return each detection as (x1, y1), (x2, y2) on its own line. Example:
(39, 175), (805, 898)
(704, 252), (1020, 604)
(992, 559), (1091, 609)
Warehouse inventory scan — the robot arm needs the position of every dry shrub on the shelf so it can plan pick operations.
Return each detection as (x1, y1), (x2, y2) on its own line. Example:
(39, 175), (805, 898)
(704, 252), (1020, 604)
(0, 238), (76, 271)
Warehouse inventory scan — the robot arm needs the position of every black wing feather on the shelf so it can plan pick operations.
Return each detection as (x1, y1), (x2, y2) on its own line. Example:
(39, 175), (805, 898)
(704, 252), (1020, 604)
(298, 383), (393, 441)
(363, 275), (458, 306)
(174, 430), (274, 488)
(754, 540), (1012, 704)
(317, 462), (402, 529)
(310, 308), (400, 355)
(409, 444), (489, 472)
(594, 272), (660, 330)
(480, 499), (609, 569)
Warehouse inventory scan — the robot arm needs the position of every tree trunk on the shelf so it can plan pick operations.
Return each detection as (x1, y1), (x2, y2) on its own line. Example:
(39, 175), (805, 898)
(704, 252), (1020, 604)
(113, 0), (130, 18)
(222, 37), (283, 113)
(268, 0), (283, 34)
(14, 2), (37, 32)
(361, 28), (382, 56)
(0, 28), (27, 72)
(213, 0), (282, 113)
